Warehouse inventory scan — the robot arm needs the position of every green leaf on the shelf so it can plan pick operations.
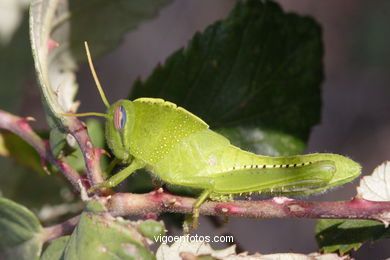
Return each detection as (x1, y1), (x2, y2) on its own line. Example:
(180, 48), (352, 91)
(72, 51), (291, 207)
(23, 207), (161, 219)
(0, 131), (45, 175)
(0, 197), (42, 260)
(0, 130), (71, 210)
(87, 118), (106, 149)
(30, 0), (172, 127)
(130, 0), (323, 156)
(49, 128), (71, 159)
(125, 169), (156, 194)
(0, 157), (71, 211)
(316, 219), (389, 254)
(61, 207), (157, 259)
(40, 236), (69, 260)
(217, 126), (305, 156)
(138, 220), (165, 240)
(0, 8), (33, 113)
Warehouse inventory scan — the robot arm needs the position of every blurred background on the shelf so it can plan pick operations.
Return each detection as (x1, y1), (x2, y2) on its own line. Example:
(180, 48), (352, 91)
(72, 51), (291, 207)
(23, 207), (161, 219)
(1, 0), (390, 258)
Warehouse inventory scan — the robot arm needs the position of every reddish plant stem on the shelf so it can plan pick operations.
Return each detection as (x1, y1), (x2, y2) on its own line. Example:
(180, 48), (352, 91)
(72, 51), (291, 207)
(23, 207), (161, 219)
(64, 117), (105, 187)
(42, 215), (80, 242)
(0, 110), (81, 191)
(107, 191), (390, 226)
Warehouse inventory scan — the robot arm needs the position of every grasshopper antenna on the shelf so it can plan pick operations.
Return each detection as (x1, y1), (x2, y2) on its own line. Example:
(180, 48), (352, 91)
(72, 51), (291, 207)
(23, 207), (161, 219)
(84, 41), (110, 109)
(59, 112), (108, 118)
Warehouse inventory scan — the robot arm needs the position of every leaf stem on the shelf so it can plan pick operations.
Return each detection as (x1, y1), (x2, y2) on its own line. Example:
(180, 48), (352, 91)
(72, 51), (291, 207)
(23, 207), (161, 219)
(42, 215), (80, 242)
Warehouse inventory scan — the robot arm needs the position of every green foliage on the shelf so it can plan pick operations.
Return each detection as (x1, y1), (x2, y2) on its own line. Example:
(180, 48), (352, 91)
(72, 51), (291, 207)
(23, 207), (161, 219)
(64, 0), (173, 61)
(40, 236), (69, 260)
(49, 128), (70, 159)
(0, 9), (33, 114)
(43, 201), (159, 260)
(138, 220), (166, 240)
(217, 127), (306, 156)
(131, 0), (323, 155)
(0, 131), (45, 175)
(0, 132), (70, 209)
(0, 198), (42, 260)
(316, 219), (390, 254)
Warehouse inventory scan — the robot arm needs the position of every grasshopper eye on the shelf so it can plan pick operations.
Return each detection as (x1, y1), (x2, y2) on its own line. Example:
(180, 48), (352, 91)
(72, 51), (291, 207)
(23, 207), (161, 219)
(114, 105), (126, 130)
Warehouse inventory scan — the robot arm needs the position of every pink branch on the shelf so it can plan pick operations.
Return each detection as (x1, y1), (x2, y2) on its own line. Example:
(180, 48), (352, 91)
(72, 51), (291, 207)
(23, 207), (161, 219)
(42, 215), (80, 242)
(0, 110), (82, 191)
(107, 190), (390, 226)
(63, 117), (105, 188)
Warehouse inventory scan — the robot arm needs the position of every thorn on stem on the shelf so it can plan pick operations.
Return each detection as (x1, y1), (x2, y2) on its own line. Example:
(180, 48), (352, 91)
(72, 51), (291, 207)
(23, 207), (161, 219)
(17, 118), (33, 132)
(166, 198), (177, 206)
(86, 141), (93, 149)
(47, 39), (59, 52)
(143, 213), (159, 220)
(375, 212), (390, 228)
(95, 148), (111, 158)
(41, 158), (51, 175)
(272, 196), (294, 204)
(215, 204), (245, 215)
(26, 116), (36, 122)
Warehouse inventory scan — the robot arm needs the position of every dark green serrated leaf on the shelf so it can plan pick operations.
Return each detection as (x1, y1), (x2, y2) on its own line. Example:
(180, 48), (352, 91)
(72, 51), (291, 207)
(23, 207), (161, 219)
(40, 236), (69, 260)
(130, 0), (323, 156)
(0, 198), (42, 260)
(62, 209), (155, 259)
(316, 219), (390, 254)
(217, 126), (305, 156)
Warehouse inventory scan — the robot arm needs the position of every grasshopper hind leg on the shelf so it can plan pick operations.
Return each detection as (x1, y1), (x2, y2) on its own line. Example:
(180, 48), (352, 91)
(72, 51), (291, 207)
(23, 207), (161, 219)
(192, 191), (233, 229)
(192, 190), (210, 229)
(167, 177), (215, 229)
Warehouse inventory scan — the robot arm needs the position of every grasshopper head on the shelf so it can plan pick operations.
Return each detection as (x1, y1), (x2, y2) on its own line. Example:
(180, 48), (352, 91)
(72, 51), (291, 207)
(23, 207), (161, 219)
(105, 100), (135, 161)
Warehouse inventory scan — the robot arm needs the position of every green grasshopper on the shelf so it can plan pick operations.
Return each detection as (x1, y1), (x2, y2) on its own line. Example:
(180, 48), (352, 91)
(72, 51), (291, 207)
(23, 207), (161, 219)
(62, 42), (361, 228)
